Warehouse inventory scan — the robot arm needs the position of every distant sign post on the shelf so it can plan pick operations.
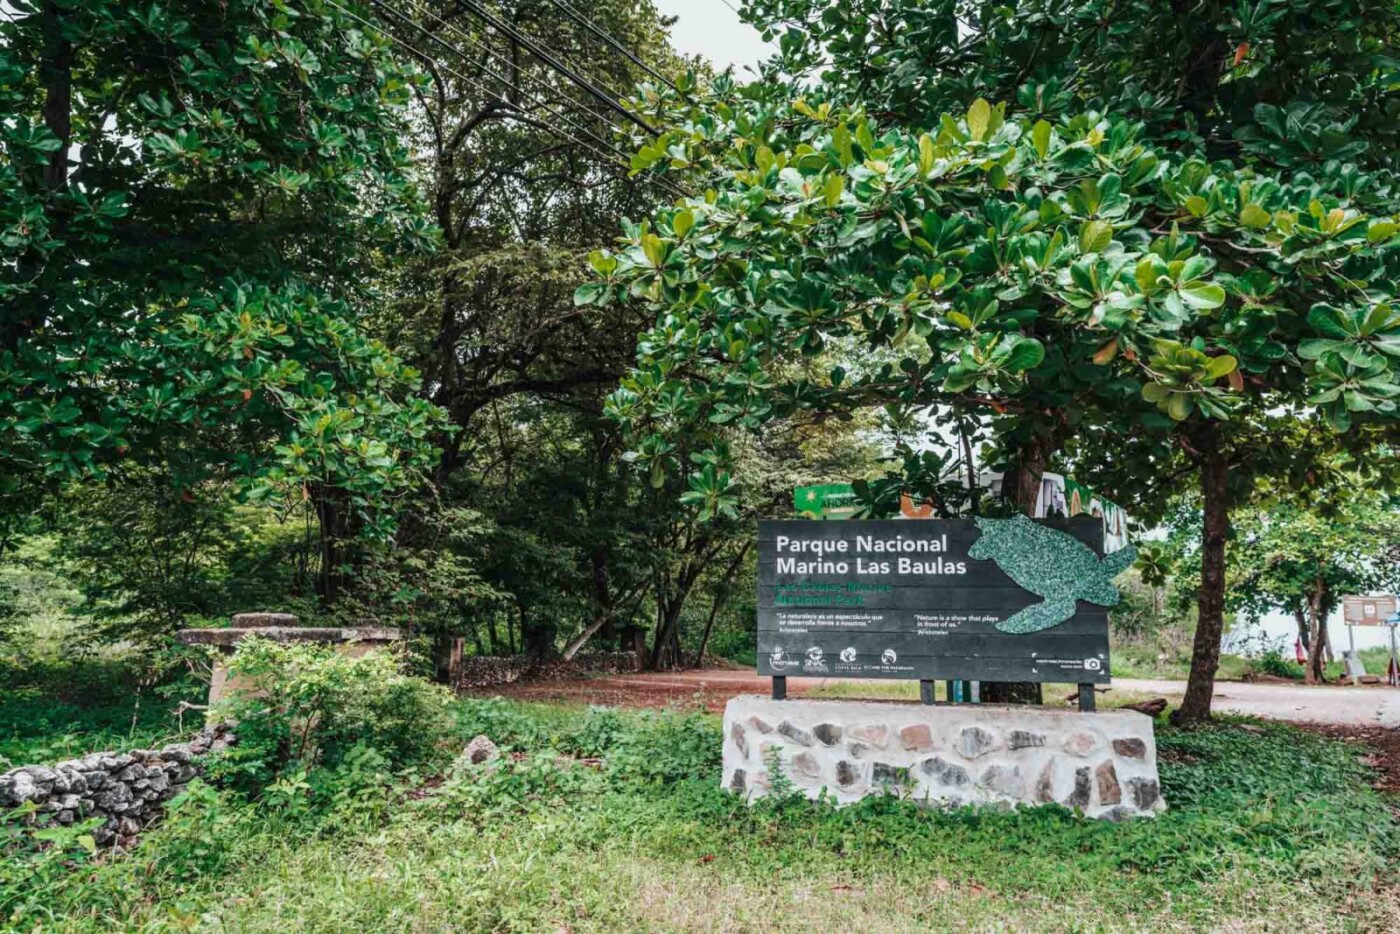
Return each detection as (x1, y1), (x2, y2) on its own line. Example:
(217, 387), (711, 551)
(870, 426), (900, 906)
(757, 516), (1133, 708)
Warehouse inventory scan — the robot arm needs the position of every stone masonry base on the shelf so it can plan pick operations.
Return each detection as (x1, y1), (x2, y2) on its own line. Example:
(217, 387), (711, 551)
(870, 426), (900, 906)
(722, 696), (1165, 820)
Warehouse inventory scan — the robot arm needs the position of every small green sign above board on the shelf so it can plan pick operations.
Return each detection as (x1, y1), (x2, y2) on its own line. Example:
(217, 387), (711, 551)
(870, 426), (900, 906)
(757, 517), (1134, 683)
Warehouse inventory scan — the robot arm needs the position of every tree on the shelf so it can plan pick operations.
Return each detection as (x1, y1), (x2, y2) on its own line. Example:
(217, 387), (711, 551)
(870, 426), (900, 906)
(0, 1), (445, 576)
(612, 0), (1400, 720)
(1228, 490), (1400, 683)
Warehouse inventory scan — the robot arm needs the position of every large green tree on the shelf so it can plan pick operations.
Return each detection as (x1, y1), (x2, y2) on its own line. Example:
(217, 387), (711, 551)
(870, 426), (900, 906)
(0, 0), (444, 586)
(608, 0), (1400, 718)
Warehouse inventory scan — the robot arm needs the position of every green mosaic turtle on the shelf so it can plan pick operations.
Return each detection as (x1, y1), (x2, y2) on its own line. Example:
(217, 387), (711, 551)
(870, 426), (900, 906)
(967, 515), (1137, 634)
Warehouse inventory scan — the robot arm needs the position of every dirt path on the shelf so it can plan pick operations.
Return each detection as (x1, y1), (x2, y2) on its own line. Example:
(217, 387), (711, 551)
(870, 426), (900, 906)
(466, 669), (1400, 726)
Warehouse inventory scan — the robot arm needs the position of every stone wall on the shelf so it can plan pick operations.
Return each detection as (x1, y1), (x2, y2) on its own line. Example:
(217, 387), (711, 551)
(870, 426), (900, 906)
(0, 723), (235, 848)
(454, 651), (641, 690)
(723, 696), (1165, 820)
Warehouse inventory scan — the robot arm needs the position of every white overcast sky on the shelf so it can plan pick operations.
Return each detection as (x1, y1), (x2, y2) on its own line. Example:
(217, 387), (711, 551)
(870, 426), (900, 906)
(653, 0), (775, 72)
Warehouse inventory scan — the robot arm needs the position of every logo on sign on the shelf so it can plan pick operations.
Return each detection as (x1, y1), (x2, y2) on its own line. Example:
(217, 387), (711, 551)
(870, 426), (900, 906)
(881, 648), (898, 665)
(839, 646), (857, 663)
(806, 646), (824, 663)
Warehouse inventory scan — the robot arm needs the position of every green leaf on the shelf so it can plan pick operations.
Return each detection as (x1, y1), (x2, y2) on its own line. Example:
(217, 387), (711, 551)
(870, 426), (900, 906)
(1203, 355), (1238, 380)
(672, 209), (694, 239)
(1368, 220), (1398, 244)
(1032, 119), (1051, 160)
(967, 98), (991, 141)
(823, 173), (845, 207)
(1142, 382), (1169, 403)
(1003, 338), (1045, 372)
(1079, 220), (1113, 254)
(641, 233), (666, 267)
(1179, 281), (1226, 310)
(1166, 392), (1193, 420)
(1239, 204), (1271, 229)
(918, 134), (935, 176)
(1184, 195), (1208, 218)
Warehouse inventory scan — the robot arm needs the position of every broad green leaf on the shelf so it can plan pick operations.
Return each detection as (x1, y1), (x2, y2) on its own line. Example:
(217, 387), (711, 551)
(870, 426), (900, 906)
(1368, 220), (1398, 244)
(1239, 204), (1271, 229)
(1079, 220), (1113, 254)
(672, 209), (694, 239)
(1003, 338), (1045, 372)
(1032, 119), (1051, 160)
(1142, 382), (1170, 403)
(1184, 195), (1208, 218)
(946, 311), (974, 330)
(641, 233), (665, 267)
(967, 98), (991, 141)
(823, 173), (845, 207)
(1203, 355), (1238, 380)
(1179, 281), (1226, 310)
(1166, 392), (1193, 420)
(918, 134), (935, 176)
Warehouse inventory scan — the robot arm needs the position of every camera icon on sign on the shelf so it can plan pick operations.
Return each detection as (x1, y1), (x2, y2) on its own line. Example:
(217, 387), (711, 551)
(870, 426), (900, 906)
(1084, 658), (1102, 672)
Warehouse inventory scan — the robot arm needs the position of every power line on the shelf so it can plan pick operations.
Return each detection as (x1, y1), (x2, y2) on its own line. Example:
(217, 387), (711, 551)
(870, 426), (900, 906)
(544, 0), (678, 91)
(395, 0), (637, 153)
(377, 0), (636, 167)
(453, 0), (658, 135)
(376, 0), (688, 199)
(326, 1), (638, 180)
(329, 0), (688, 200)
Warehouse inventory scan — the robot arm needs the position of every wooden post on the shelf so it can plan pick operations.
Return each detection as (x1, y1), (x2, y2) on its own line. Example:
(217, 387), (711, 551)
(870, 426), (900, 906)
(772, 676), (787, 700)
(921, 680), (936, 705)
(1078, 683), (1096, 712)
(945, 680), (958, 703)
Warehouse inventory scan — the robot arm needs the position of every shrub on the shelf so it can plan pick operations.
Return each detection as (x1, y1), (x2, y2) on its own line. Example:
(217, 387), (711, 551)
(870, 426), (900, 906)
(208, 638), (454, 792)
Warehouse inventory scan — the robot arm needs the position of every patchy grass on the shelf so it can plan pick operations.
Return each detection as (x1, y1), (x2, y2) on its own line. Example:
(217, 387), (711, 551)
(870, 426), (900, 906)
(6, 695), (1398, 933)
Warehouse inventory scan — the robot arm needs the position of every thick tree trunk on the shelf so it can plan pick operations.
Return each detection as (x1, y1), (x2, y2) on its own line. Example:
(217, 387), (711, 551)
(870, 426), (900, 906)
(1174, 426), (1229, 724)
(985, 432), (1054, 705)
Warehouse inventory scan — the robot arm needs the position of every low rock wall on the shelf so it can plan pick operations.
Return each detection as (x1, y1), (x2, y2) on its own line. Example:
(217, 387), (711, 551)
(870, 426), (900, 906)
(455, 651), (640, 690)
(0, 724), (235, 847)
(723, 696), (1165, 820)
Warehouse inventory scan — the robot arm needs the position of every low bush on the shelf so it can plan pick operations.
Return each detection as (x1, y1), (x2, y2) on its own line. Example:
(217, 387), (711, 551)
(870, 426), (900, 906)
(207, 638), (455, 794)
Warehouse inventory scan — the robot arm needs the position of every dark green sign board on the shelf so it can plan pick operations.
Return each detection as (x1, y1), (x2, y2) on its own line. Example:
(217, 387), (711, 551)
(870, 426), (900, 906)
(757, 517), (1135, 683)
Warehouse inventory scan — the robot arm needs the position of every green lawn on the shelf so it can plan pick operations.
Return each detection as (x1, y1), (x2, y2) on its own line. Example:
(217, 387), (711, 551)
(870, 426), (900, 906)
(5, 690), (1398, 932)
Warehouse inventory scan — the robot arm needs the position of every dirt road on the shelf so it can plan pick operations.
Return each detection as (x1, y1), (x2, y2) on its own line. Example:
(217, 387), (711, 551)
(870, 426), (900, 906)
(470, 669), (1400, 727)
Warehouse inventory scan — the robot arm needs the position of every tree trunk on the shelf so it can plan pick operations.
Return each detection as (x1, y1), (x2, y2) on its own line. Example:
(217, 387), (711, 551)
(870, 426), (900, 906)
(696, 543), (751, 667)
(1305, 576), (1327, 684)
(1293, 608), (1310, 650)
(984, 432), (1054, 705)
(1174, 425), (1229, 725)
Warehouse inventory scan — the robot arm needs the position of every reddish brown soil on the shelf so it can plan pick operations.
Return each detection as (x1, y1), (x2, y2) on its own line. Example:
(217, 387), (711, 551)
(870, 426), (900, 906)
(461, 669), (814, 714)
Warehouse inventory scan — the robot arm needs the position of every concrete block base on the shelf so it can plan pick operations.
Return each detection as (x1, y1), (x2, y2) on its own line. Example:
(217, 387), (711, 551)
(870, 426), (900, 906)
(722, 696), (1165, 819)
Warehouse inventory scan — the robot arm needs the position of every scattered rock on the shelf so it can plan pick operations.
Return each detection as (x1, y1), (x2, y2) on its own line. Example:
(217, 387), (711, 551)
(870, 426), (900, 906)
(899, 723), (935, 752)
(872, 763), (909, 788)
(835, 760), (866, 790)
(813, 723), (844, 746)
(918, 756), (969, 787)
(848, 725), (889, 749)
(730, 723), (749, 758)
(1065, 767), (1091, 809)
(778, 720), (815, 747)
(1112, 738), (1147, 760)
(1008, 730), (1046, 750)
(463, 735), (500, 765)
(729, 769), (747, 793)
(1095, 761), (1122, 805)
(746, 716), (774, 734)
(790, 752), (821, 778)
(1128, 778), (1160, 810)
(1063, 732), (1098, 757)
(957, 726), (999, 759)
(847, 741), (870, 759)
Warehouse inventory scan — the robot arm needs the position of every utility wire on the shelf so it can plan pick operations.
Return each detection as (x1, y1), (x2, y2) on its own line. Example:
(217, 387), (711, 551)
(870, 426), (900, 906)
(453, 0), (659, 135)
(544, 0), (678, 91)
(383, 0), (689, 200)
(327, 0), (641, 181)
(395, 0), (638, 154)
(331, 0), (688, 199)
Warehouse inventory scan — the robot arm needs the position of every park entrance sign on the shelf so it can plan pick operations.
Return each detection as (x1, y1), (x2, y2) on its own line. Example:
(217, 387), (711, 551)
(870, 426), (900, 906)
(758, 516), (1134, 685)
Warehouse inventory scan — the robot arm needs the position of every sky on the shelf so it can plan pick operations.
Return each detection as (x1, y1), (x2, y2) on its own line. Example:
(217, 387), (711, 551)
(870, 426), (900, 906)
(653, 0), (775, 72)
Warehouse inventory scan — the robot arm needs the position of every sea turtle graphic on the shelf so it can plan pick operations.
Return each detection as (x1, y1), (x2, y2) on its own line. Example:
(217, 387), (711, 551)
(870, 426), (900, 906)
(967, 515), (1136, 634)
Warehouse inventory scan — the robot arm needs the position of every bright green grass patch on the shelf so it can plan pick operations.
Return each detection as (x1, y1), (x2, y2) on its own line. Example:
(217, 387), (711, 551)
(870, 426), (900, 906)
(7, 697), (1398, 933)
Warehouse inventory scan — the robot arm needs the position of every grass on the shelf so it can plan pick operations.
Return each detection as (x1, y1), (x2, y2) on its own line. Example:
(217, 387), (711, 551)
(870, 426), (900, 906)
(5, 678), (1399, 933)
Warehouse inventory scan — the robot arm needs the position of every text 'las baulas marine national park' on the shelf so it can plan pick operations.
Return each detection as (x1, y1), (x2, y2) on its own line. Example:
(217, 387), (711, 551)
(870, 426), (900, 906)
(757, 516), (1136, 683)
